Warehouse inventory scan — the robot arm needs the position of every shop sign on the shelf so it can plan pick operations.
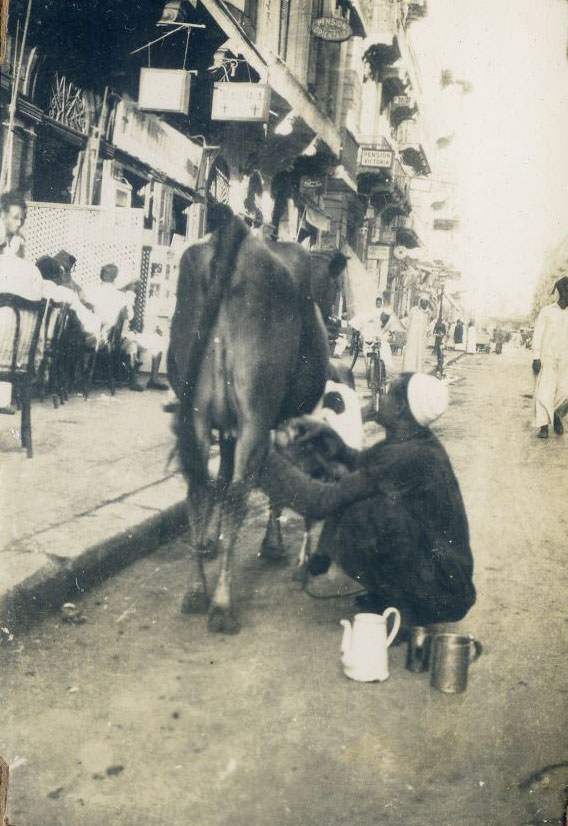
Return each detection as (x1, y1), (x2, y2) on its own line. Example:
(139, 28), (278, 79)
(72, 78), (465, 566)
(113, 100), (202, 191)
(359, 146), (393, 170)
(138, 68), (192, 114)
(380, 229), (396, 244)
(392, 95), (412, 108)
(367, 243), (387, 259)
(312, 16), (353, 42)
(211, 83), (271, 122)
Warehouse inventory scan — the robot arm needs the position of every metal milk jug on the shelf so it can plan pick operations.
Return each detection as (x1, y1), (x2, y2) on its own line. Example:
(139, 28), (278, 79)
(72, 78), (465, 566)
(340, 609), (401, 682)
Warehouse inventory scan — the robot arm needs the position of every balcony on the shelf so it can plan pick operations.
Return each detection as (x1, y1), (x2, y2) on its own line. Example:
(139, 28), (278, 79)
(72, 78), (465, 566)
(407, 0), (428, 23)
(361, 156), (411, 220)
(390, 213), (421, 248)
(396, 119), (430, 175)
(380, 65), (410, 109)
(390, 94), (417, 129)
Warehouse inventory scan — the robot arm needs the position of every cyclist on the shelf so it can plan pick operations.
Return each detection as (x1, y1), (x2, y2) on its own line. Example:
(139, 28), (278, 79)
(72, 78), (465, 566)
(350, 294), (395, 375)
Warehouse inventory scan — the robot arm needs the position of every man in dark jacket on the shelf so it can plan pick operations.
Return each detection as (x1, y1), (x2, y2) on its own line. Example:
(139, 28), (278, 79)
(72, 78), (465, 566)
(260, 373), (475, 626)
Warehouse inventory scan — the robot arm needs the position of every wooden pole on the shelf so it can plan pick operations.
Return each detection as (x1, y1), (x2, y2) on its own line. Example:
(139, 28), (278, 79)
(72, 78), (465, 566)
(0, 0), (32, 191)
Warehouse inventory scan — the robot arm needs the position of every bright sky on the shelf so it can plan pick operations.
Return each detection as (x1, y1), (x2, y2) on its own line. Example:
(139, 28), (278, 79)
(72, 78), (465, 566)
(410, 0), (568, 319)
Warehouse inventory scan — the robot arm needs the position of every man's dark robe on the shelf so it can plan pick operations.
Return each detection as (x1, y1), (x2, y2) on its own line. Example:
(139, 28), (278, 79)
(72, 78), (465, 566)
(260, 428), (475, 625)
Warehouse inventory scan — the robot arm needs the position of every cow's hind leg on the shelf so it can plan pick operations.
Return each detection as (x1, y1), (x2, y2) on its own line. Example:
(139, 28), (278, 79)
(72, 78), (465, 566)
(200, 434), (235, 559)
(181, 481), (215, 614)
(260, 504), (287, 562)
(208, 424), (267, 634)
(207, 478), (251, 634)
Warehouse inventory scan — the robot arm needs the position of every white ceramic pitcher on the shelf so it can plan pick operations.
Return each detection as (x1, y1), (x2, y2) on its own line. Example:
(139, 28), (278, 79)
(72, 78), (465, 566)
(340, 609), (401, 682)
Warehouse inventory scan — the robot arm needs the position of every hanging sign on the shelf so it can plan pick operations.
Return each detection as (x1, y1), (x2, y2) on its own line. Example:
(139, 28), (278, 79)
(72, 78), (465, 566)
(138, 68), (191, 114)
(311, 17), (353, 42)
(359, 146), (394, 169)
(211, 83), (271, 122)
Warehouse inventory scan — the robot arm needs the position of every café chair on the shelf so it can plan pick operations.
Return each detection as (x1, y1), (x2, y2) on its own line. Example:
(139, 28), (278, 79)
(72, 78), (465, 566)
(0, 293), (48, 458)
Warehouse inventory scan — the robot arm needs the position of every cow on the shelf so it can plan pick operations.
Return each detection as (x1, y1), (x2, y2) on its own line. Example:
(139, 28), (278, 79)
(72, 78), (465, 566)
(168, 205), (346, 634)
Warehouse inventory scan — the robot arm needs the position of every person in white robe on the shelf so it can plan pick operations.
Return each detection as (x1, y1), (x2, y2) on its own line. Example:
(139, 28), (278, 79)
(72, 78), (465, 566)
(402, 298), (429, 372)
(466, 321), (477, 354)
(350, 296), (396, 374)
(532, 276), (568, 438)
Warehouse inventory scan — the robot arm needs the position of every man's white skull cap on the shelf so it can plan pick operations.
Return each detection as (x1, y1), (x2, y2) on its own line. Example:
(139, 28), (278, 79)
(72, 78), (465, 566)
(407, 373), (449, 427)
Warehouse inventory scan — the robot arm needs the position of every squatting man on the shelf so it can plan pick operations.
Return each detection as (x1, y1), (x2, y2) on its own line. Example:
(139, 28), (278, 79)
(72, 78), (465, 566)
(260, 372), (476, 629)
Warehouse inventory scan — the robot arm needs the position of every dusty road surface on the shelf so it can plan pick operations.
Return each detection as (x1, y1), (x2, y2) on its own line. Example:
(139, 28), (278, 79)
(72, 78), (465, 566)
(2, 350), (568, 826)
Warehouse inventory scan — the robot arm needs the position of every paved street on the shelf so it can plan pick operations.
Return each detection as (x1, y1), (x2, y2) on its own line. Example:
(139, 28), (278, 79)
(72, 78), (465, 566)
(2, 351), (567, 826)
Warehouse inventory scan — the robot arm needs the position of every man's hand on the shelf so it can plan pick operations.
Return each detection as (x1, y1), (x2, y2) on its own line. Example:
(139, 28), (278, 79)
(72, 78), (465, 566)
(532, 359), (541, 376)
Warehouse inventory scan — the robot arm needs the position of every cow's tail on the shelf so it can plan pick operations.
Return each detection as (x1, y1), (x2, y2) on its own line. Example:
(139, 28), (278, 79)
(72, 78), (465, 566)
(175, 205), (249, 487)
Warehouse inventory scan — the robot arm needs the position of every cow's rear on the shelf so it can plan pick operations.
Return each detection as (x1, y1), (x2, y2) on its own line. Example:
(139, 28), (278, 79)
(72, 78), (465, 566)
(169, 210), (328, 632)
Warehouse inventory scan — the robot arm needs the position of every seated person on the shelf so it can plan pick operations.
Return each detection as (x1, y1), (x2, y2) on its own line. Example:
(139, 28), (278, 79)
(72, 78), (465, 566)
(83, 263), (168, 392)
(260, 373), (476, 627)
(52, 250), (87, 301)
(36, 256), (101, 345)
(0, 234), (43, 413)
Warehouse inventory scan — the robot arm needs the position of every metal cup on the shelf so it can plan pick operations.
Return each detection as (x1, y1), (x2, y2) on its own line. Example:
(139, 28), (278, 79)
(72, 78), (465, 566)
(430, 633), (483, 694)
(405, 626), (431, 673)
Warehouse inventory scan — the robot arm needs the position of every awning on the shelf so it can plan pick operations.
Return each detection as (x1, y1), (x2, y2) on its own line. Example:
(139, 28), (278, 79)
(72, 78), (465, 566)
(347, 0), (368, 38)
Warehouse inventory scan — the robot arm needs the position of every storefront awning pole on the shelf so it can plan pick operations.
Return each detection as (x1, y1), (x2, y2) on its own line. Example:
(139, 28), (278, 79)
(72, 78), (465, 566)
(1, 0), (32, 191)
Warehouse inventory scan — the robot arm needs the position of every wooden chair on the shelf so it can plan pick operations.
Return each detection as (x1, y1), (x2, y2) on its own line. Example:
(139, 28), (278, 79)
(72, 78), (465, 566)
(0, 293), (48, 458)
(37, 300), (71, 408)
(83, 308), (128, 398)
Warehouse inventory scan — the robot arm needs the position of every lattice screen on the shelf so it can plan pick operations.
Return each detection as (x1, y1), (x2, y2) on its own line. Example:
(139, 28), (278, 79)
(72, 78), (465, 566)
(24, 202), (144, 290)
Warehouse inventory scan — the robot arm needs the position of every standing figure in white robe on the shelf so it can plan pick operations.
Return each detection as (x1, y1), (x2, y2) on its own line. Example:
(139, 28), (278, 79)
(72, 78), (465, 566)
(466, 321), (477, 354)
(350, 296), (396, 375)
(532, 276), (568, 438)
(402, 299), (429, 373)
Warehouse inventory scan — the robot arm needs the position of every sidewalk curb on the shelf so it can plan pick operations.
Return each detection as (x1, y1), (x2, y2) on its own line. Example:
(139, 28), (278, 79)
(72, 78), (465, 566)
(1, 477), (189, 635)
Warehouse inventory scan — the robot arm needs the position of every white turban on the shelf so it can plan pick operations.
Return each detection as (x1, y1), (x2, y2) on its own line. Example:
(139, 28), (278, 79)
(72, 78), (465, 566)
(407, 373), (449, 427)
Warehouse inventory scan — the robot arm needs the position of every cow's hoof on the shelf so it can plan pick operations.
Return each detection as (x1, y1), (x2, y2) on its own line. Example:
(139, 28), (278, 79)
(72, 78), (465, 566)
(259, 540), (288, 565)
(181, 591), (210, 615)
(198, 540), (219, 560)
(208, 606), (241, 634)
(292, 562), (309, 584)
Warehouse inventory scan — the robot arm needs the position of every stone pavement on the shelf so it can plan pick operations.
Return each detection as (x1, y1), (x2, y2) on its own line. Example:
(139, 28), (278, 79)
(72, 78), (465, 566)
(0, 384), (190, 630)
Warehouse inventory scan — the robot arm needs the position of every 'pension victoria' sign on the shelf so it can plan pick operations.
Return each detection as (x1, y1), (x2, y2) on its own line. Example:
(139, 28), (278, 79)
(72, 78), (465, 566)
(311, 16), (353, 42)
(359, 147), (394, 169)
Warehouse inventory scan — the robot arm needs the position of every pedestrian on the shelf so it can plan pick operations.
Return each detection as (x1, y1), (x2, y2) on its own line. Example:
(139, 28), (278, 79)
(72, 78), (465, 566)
(466, 320), (477, 354)
(532, 275), (568, 439)
(83, 263), (168, 392)
(494, 327), (505, 355)
(453, 318), (464, 350)
(402, 297), (429, 372)
(0, 190), (27, 258)
(260, 373), (476, 627)
(433, 317), (447, 377)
